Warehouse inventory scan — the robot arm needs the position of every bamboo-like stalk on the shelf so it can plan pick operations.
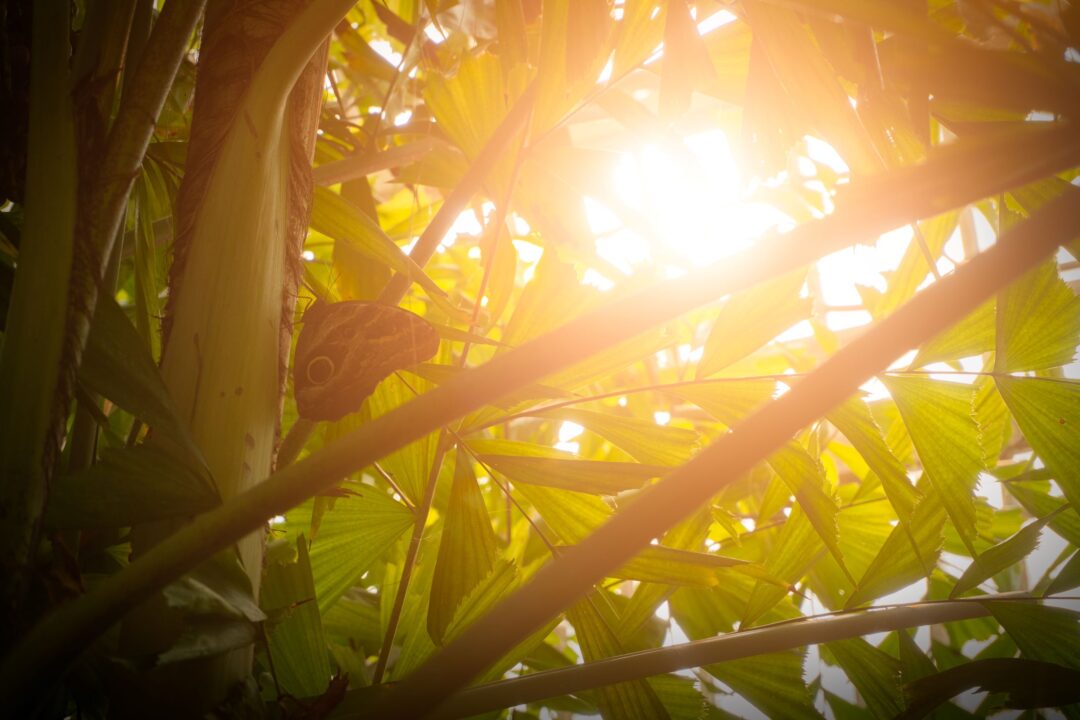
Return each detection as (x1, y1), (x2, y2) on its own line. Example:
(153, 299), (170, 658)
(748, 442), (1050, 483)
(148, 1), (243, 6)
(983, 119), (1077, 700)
(0, 0), (76, 589)
(0, 123), (1077, 712)
(407, 595), (1028, 719)
(377, 187), (1080, 719)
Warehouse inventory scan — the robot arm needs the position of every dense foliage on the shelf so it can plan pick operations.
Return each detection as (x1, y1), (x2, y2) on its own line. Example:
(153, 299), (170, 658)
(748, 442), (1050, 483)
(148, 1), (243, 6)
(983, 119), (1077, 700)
(2, 0), (1080, 718)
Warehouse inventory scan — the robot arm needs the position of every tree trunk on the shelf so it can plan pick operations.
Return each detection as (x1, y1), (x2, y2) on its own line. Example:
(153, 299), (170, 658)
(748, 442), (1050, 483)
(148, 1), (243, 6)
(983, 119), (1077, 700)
(116, 1), (327, 713)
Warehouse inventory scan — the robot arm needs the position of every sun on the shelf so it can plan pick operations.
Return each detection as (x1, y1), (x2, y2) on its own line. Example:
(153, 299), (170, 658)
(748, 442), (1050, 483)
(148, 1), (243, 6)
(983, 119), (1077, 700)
(584, 124), (989, 348)
(585, 128), (791, 274)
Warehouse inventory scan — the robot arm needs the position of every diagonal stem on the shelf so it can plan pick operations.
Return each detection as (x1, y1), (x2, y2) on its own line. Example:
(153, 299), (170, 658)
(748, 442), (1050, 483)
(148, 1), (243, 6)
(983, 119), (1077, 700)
(372, 182), (1080, 718)
(371, 433), (448, 684)
(417, 595), (1033, 719)
(377, 82), (538, 306)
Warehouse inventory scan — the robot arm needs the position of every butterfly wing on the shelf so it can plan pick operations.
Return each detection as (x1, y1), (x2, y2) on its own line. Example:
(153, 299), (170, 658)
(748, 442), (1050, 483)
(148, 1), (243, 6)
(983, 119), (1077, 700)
(293, 301), (440, 421)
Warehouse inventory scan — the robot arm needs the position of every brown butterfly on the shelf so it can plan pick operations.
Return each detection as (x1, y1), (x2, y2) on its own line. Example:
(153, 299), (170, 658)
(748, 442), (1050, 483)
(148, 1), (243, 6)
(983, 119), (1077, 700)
(293, 300), (440, 422)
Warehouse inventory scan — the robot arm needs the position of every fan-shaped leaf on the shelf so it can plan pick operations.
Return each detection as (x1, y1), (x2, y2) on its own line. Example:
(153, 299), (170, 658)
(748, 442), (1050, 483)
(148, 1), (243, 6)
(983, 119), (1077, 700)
(288, 486), (413, 613)
(536, 407), (700, 466)
(996, 377), (1080, 507)
(697, 270), (810, 379)
(828, 396), (919, 520)
(995, 259), (1080, 372)
(428, 449), (499, 644)
(826, 637), (904, 719)
(670, 379), (778, 427)
(568, 594), (671, 720)
(883, 376), (983, 553)
(847, 490), (946, 608)
(951, 506), (1066, 598)
(261, 537), (331, 698)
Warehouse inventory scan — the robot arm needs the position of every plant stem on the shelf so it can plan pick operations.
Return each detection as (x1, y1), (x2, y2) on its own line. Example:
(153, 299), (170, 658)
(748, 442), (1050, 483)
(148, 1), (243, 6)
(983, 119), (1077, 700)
(372, 186), (1080, 718)
(372, 435), (448, 684)
(416, 595), (1026, 720)
(377, 82), (538, 306)
(2, 122), (1076, 711)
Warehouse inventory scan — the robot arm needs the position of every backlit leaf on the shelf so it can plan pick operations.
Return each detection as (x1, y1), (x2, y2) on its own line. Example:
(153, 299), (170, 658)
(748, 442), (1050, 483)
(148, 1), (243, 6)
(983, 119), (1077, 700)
(1047, 549), (1080, 596)
(261, 537), (331, 698)
(536, 407), (700, 466)
(606, 544), (753, 587)
(769, 444), (851, 582)
(288, 485), (414, 614)
(826, 637), (904, 719)
(428, 449), (499, 644)
(952, 507), (1066, 598)
(310, 187), (457, 317)
(697, 270), (810, 379)
(670, 379), (778, 427)
(911, 299), (994, 368)
(744, 505), (822, 626)
(847, 490), (946, 608)
(568, 594), (671, 720)
(741, 4), (880, 175)
(900, 658), (1080, 719)
(986, 601), (1080, 669)
(995, 259), (1080, 372)
(711, 650), (822, 719)
(660, 0), (718, 119)
(828, 396), (919, 520)
(883, 376), (983, 553)
(996, 377), (1080, 507)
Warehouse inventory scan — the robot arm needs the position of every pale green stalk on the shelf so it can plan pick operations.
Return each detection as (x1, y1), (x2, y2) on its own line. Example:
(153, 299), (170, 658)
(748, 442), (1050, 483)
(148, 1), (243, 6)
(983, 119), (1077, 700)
(418, 596), (1024, 719)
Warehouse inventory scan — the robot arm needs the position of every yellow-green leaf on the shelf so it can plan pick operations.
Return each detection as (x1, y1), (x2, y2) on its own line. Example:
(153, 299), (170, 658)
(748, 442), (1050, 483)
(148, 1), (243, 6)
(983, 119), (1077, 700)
(847, 490), (946, 608)
(952, 507), (1066, 598)
(478, 454), (668, 495)
(261, 537), (331, 698)
(669, 379), (778, 427)
(995, 377), (1080, 508)
(995, 259), (1080, 372)
(536, 407), (700, 466)
(568, 594), (671, 720)
(827, 395), (919, 521)
(883, 376), (983, 553)
(697, 270), (810, 379)
(288, 486), (413, 614)
(428, 449), (499, 644)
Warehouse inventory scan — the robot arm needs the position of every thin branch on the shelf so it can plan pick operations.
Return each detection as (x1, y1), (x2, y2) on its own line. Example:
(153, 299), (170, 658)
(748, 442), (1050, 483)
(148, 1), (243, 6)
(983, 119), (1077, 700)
(467, 368), (1037, 434)
(376, 82), (538, 306)
(372, 462), (416, 512)
(452, 431), (558, 555)
(2, 122), (1076, 712)
(372, 433), (448, 684)
(413, 595), (1031, 719)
